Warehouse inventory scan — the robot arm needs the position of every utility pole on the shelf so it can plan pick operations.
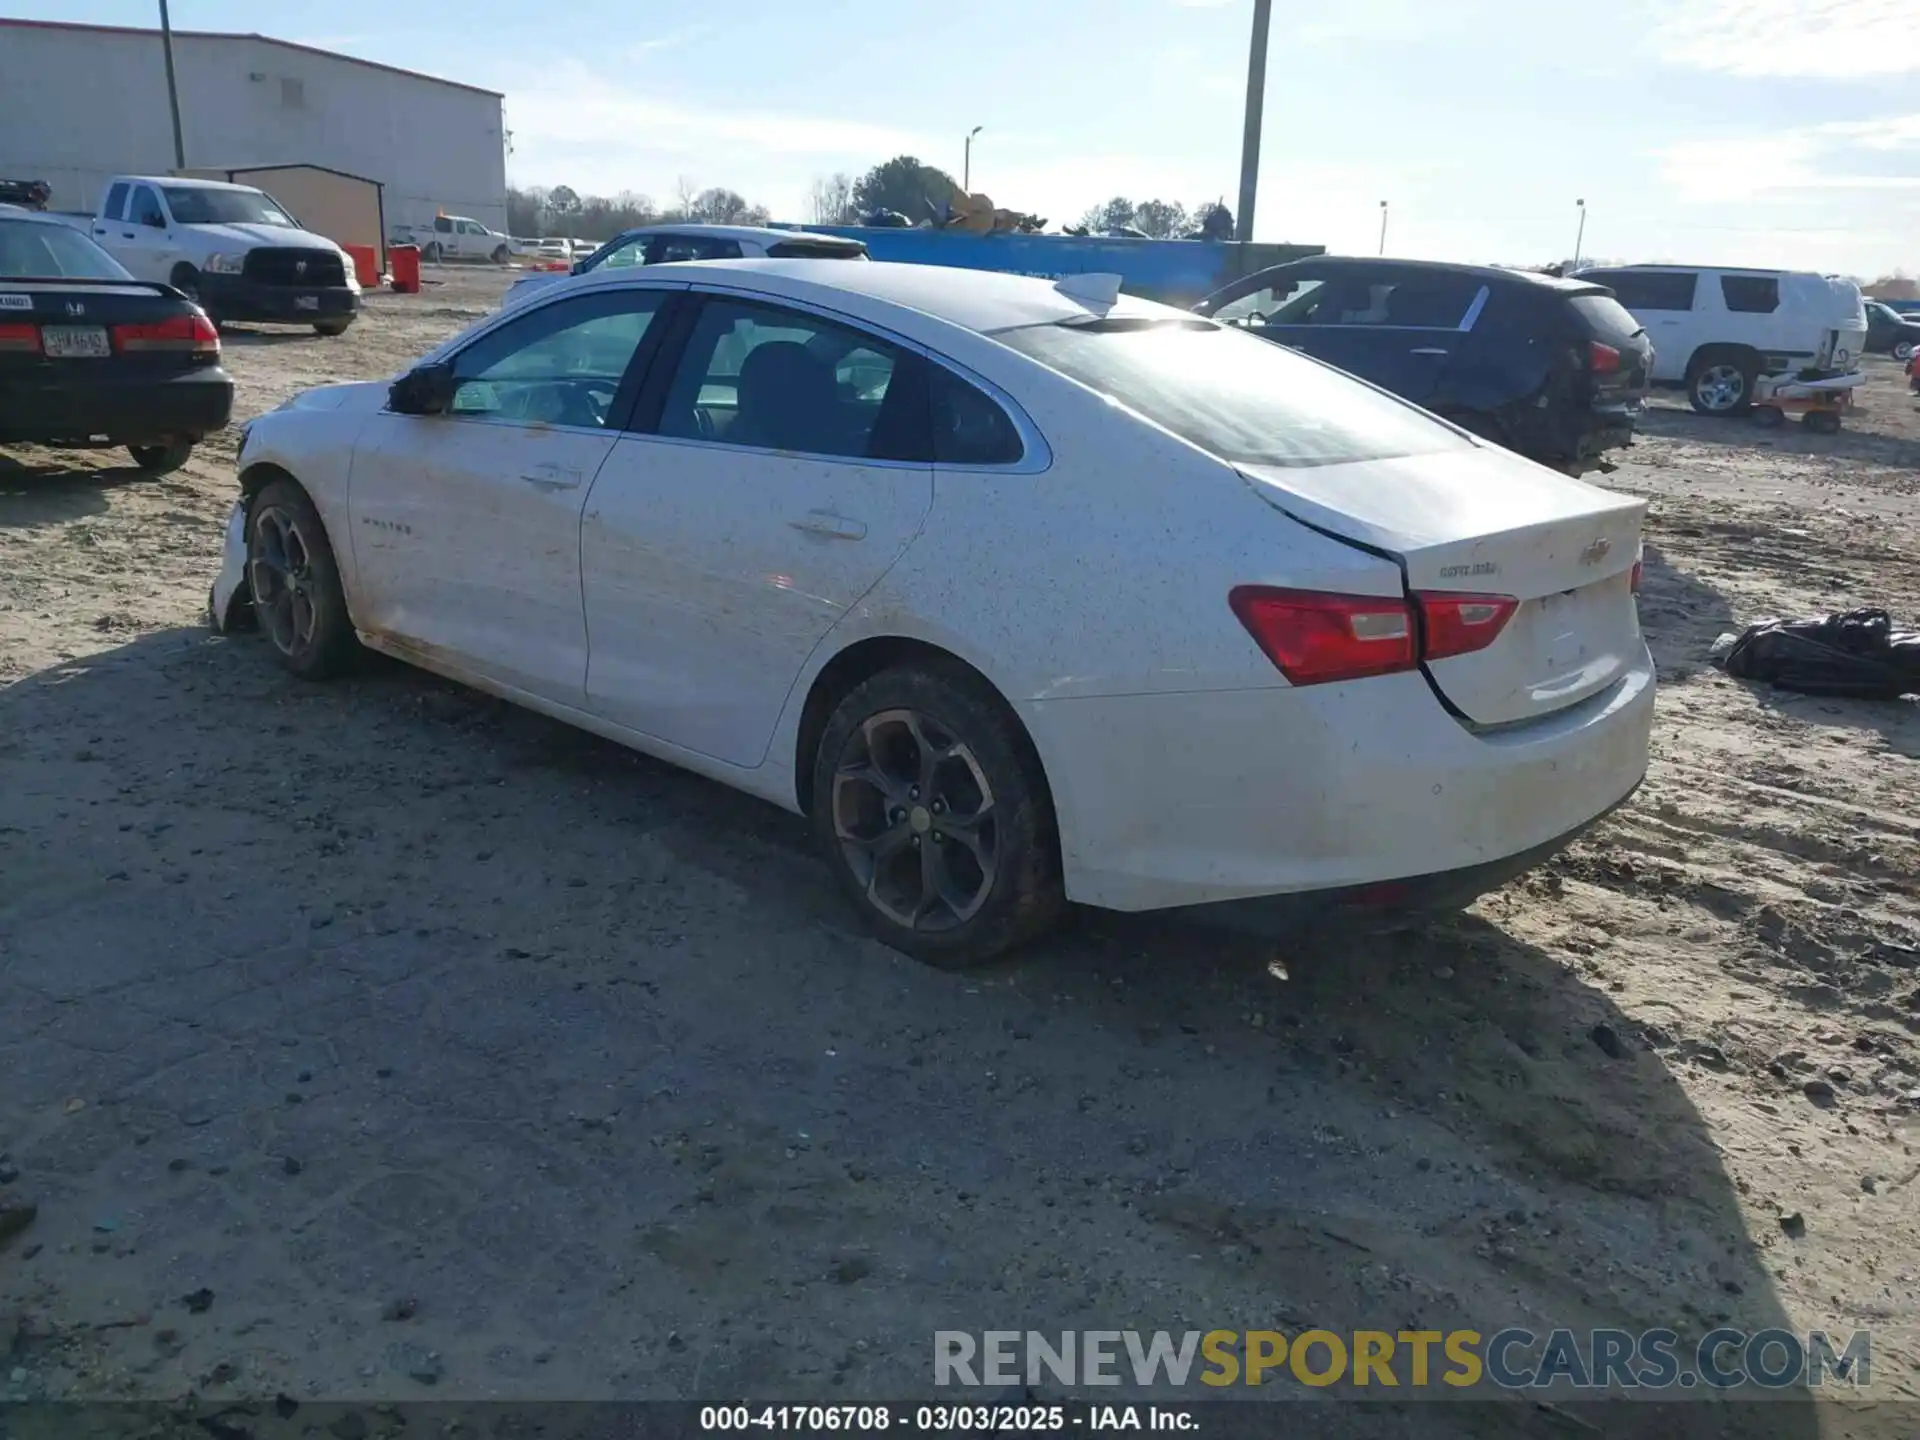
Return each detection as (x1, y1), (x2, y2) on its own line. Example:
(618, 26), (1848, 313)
(964, 125), (983, 193)
(1573, 198), (1587, 268)
(1234, 0), (1272, 243)
(1378, 200), (1388, 256)
(158, 0), (186, 170)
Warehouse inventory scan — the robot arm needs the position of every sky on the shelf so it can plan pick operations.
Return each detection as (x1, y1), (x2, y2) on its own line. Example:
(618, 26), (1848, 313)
(11, 0), (1919, 277)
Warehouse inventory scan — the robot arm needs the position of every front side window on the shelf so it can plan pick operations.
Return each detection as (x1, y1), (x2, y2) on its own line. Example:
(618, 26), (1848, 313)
(0, 220), (134, 280)
(162, 187), (294, 227)
(1211, 275), (1327, 328)
(995, 317), (1471, 469)
(596, 236), (649, 270)
(446, 289), (667, 428)
(1720, 275), (1780, 314)
(656, 297), (927, 461)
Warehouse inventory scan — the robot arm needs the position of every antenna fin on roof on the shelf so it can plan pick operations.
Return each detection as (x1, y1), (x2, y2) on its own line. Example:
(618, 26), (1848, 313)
(1054, 272), (1123, 309)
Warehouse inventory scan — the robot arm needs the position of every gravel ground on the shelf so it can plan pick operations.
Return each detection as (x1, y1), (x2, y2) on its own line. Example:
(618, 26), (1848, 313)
(1, 268), (1916, 1436)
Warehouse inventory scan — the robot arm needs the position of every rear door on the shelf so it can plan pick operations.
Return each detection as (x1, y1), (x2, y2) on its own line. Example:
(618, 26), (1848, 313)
(1240, 451), (1646, 726)
(580, 290), (934, 765)
(1259, 266), (1488, 407)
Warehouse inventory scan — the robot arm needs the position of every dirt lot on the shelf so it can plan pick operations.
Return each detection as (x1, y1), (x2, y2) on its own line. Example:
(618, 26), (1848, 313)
(2, 269), (1917, 1434)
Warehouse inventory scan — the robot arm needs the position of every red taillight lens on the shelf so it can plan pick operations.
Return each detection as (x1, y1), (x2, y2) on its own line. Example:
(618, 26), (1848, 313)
(1415, 591), (1519, 661)
(1589, 340), (1622, 375)
(1630, 560), (1643, 594)
(0, 321), (41, 354)
(111, 312), (220, 357)
(1228, 587), (1417, 686)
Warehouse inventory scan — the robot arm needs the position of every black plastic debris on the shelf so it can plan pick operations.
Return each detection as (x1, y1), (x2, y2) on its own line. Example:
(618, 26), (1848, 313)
(1717, 608), (1920, 699)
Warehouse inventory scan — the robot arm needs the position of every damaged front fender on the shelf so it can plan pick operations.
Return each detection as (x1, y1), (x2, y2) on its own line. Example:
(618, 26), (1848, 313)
(207, 500), (255, 634)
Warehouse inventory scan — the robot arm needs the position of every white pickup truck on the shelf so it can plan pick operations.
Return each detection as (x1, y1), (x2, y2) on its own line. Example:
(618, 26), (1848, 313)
(387, 213), (515, 265)
(66, 175), (361, 335)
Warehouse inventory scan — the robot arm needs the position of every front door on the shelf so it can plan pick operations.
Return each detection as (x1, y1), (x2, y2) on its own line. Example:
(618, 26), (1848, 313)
(347, 285), (676, 706)
(581, 292), (934, 766)
(116, 184), (176, 282)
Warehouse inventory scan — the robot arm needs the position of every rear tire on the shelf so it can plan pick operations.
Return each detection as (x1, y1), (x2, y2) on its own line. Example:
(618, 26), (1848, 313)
(1686, 349), (1757, 416)
(1752, 405), (1784, 429)
(246, 478), (358, 680)
(422, 241), (443, 265)
(128, 440), (193, 473)
(1895, 339), (1916, 363)
(811, 661), (1064, 969)
(1802, 409), (1842, 435)
(313, 317), (354, 337)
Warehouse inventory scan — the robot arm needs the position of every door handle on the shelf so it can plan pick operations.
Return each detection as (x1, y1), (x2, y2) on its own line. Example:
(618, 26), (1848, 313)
(518, 462), (582, 489)
(788, 510), (866, 540)
(1409, 347), (1449, 356)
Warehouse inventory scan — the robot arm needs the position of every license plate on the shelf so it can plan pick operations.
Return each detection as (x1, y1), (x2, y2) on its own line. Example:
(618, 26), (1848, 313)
(294, 295), (319, 311)
(42, 325), (110, 358)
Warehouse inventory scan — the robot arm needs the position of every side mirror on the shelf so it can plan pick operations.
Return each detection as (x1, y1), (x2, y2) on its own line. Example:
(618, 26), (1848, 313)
(389, 361), (457, 416)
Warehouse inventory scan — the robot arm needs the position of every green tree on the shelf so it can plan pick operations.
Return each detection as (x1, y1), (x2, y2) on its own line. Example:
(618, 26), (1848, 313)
(547, 184), (581, 215)
(1078, 197), (1137, 234)
(1132, 199), (1189, 239)
(851, 156), (959, 223)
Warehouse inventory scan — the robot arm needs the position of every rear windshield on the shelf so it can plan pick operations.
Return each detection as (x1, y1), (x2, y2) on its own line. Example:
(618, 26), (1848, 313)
(162, 186), (297, 228)
(764, 239), (867, 260)
(993, 318), (1471, 469)
(0, 219), (133, 280)
(1568, 293), (1645, 341)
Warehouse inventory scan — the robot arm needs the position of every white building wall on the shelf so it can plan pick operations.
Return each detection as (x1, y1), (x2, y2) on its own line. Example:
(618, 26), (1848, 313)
(0, 23), (506, 233)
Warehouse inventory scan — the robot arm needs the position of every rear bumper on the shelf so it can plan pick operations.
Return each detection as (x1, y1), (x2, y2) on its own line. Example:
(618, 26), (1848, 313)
(1508, 398), (1643, 466)
(198, 276), (359, 323)
(1023, 650), (1655, 914)
(0, 365), (233, 445)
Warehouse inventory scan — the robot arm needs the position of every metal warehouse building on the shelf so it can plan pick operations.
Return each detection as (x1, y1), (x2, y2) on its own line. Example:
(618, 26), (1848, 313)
(0, 18), (506, 235)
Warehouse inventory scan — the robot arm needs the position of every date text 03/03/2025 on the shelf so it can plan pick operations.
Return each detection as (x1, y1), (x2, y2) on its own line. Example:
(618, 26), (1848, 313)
(700, 1404), (1188, 1432)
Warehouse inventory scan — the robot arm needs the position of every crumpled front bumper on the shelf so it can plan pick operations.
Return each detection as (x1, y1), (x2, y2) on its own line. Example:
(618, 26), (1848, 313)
(207, 500), (251, 633)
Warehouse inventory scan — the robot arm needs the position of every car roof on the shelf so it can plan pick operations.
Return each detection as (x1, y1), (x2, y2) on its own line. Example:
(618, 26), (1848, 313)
(1253, 254), (1595, 292)
(119, 175), (260, 192)
(557, 257), (1188, 334)
(1587, 262), (1831, 279)
(0, 206), (76, 226)
(615, 223), (841, 243)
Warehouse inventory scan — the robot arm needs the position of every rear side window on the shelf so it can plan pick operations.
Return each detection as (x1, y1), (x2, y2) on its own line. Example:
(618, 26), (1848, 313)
(930, 367), (1023, 466)
(1720, 275), (1780, 313)
(652, 236), (744, 263)
(103, 182), (128, 222)
(1590, 270), (1697, 313)
(1568, 293), (1645, 341)
(764, 239), (865, 260)
(995, 318), (1471, 469)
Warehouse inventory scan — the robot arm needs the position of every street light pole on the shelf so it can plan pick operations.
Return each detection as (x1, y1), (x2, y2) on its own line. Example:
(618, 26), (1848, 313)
(964, 125), (983, 193)
(158, 0), (186, 170)
(1234, 0), (1272, 243)
(1378, 200), (1388, 256)
(1573, 198), (1587, 268)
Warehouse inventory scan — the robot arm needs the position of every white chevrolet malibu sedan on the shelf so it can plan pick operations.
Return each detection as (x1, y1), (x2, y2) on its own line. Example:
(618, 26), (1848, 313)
(210, 260), (1654, 967)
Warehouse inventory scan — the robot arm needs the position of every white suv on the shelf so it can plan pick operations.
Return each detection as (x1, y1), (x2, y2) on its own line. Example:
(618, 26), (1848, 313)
(1572, 265), (1867, 415)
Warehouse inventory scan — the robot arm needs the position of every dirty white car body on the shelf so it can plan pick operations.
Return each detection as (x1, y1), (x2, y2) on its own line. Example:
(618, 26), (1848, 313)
(211, 260), (1653, 955)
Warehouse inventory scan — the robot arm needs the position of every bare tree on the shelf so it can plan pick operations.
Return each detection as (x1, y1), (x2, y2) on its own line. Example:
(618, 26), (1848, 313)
(669, 174), (699, 222)
(808, 172), (856, 226)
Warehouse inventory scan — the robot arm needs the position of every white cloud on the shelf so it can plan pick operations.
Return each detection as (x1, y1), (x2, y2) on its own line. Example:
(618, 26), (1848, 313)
(1653, 0), (1917, 76)
(1659, 114), (1920, 202)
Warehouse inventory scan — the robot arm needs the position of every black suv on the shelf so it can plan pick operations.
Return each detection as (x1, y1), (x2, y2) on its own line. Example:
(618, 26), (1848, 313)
(1194, 257), (1653, 472)
(1865, 300), (1920, 361)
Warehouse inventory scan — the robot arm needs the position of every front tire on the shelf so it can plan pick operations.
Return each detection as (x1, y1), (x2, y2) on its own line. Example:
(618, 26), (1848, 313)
(246, 478), (357, 679)
(128, 440), (193, 473)
(1895, 339), (1916, 363)
(1686, 350), (1757, 416)
(811, 662), (1064, 969)
(491, 244), (511, 266)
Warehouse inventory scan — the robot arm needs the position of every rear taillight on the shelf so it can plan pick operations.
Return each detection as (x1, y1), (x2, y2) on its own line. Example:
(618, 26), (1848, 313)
(0, 321), (41, 354)
(1231, 585), (1519, 685)
(1589, 340), (1622, 375)
(1416, 592), (1520, 660)
(111, 312), (220, 358)
(1228, 587), (1417, 686)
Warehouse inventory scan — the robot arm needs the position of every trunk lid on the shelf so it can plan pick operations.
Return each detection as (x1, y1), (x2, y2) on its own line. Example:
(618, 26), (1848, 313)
(1239, 447), (1646, 726)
